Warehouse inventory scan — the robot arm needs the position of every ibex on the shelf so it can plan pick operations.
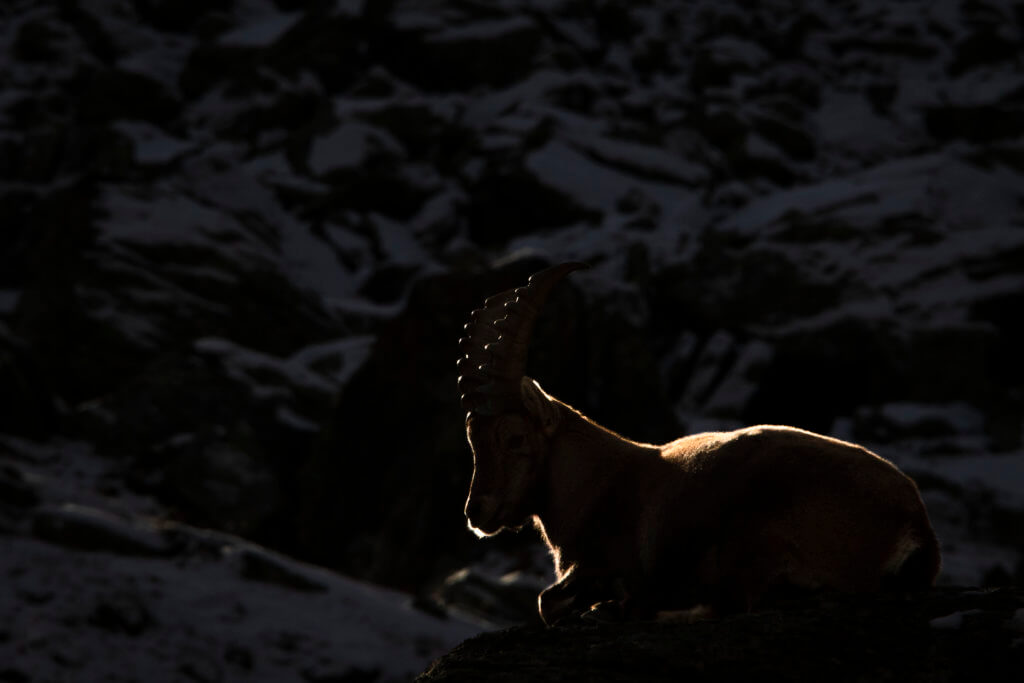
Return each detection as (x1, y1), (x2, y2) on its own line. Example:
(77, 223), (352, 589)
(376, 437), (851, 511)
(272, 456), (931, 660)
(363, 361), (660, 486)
(457, 262), (940, 625)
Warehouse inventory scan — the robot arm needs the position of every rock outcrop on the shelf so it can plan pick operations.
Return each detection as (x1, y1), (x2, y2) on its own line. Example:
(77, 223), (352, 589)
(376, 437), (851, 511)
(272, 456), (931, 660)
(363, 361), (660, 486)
(419, 588), (1024, 682)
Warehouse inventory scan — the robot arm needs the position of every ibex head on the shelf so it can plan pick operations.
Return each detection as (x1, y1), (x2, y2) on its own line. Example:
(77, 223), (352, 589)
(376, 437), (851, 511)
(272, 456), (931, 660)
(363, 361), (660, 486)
(457, 262), (587, 537)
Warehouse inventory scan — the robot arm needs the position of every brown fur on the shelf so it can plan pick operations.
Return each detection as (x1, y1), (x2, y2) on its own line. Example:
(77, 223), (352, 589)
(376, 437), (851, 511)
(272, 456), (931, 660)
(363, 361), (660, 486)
(465, 379), (941, 625)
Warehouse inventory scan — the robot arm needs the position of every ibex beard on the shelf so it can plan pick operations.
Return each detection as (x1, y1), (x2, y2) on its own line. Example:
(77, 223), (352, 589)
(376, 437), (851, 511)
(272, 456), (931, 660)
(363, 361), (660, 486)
(457, 262), (941, 626)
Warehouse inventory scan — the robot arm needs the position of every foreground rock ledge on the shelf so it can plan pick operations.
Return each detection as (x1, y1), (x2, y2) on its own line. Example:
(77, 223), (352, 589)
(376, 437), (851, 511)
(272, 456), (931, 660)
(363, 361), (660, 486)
(418, 588), (1024, 682)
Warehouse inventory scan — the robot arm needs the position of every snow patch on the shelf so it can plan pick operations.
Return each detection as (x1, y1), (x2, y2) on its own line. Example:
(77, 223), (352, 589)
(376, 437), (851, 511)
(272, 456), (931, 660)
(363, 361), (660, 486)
(113, 120), (194, 165)
(0, 289), (20, 314)
(219, 12), (302, 47)
(194, 335), (374, 403)
(309, 122), (403, 176)
(0, 533), (479, 683)
(908, 452), (1024, 510)
(930, 609), (982, 629)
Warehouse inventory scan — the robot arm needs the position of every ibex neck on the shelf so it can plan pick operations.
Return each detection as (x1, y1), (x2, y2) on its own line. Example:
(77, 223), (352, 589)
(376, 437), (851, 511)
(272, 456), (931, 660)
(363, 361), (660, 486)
(558, 402), (655, 456)
(534, 401), (659, 573)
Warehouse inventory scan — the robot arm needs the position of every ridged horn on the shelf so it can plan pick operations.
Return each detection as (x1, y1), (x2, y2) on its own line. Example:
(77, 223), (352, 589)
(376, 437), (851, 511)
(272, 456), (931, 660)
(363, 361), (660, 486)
(458, 262), (588, 415)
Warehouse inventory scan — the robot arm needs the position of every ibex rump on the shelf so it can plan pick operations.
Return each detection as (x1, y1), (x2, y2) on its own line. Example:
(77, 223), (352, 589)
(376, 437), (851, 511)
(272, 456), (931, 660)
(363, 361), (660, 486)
(457, 263), (940, 625)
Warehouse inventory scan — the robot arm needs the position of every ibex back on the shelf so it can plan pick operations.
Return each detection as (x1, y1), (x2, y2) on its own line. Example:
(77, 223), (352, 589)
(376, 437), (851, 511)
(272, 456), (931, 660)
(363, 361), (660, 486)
(457, 262), (940, 625)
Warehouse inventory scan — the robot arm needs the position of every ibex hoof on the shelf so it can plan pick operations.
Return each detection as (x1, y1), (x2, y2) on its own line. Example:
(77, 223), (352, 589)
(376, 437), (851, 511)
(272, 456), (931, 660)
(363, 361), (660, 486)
(580, 600), (625, 623)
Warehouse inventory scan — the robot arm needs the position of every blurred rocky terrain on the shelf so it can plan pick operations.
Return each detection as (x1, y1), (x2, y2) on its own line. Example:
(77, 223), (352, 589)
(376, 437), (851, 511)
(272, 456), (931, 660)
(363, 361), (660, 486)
(1, 0), (1024, 679)
(0, 438), (479, 682)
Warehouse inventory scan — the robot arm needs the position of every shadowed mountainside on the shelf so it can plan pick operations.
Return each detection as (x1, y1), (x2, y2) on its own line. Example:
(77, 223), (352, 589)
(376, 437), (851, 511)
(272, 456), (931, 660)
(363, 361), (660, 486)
(2, 0), (1024, 678)
(3, 0), (1023, 595)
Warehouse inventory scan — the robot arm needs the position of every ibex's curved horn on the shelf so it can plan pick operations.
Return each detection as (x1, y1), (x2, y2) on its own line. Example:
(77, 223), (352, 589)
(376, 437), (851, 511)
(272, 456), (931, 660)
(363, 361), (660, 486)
(458, 262), (588, 415)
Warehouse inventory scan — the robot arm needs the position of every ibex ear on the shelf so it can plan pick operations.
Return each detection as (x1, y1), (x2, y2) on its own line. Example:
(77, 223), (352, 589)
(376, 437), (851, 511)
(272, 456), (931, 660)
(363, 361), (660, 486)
(520, 377), (561, 437)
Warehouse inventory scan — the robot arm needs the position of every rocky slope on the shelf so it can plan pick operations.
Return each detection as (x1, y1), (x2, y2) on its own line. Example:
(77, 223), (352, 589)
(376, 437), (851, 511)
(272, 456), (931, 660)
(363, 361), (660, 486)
(0, 437), (479, 683)
(1, 0), (1024, 679)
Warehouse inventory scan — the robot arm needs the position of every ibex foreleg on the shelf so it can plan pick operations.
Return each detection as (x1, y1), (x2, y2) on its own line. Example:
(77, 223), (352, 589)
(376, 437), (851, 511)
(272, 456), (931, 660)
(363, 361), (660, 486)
(538, 565), (632, 625)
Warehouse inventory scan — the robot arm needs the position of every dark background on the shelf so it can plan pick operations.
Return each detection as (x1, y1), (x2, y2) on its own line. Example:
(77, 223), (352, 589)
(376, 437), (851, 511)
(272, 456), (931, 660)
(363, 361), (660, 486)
(2, 0), (1023, 611)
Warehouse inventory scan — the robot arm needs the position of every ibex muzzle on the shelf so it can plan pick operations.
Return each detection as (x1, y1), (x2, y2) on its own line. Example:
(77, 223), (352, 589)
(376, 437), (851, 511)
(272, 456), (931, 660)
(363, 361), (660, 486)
(457, 263), (940, 625)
